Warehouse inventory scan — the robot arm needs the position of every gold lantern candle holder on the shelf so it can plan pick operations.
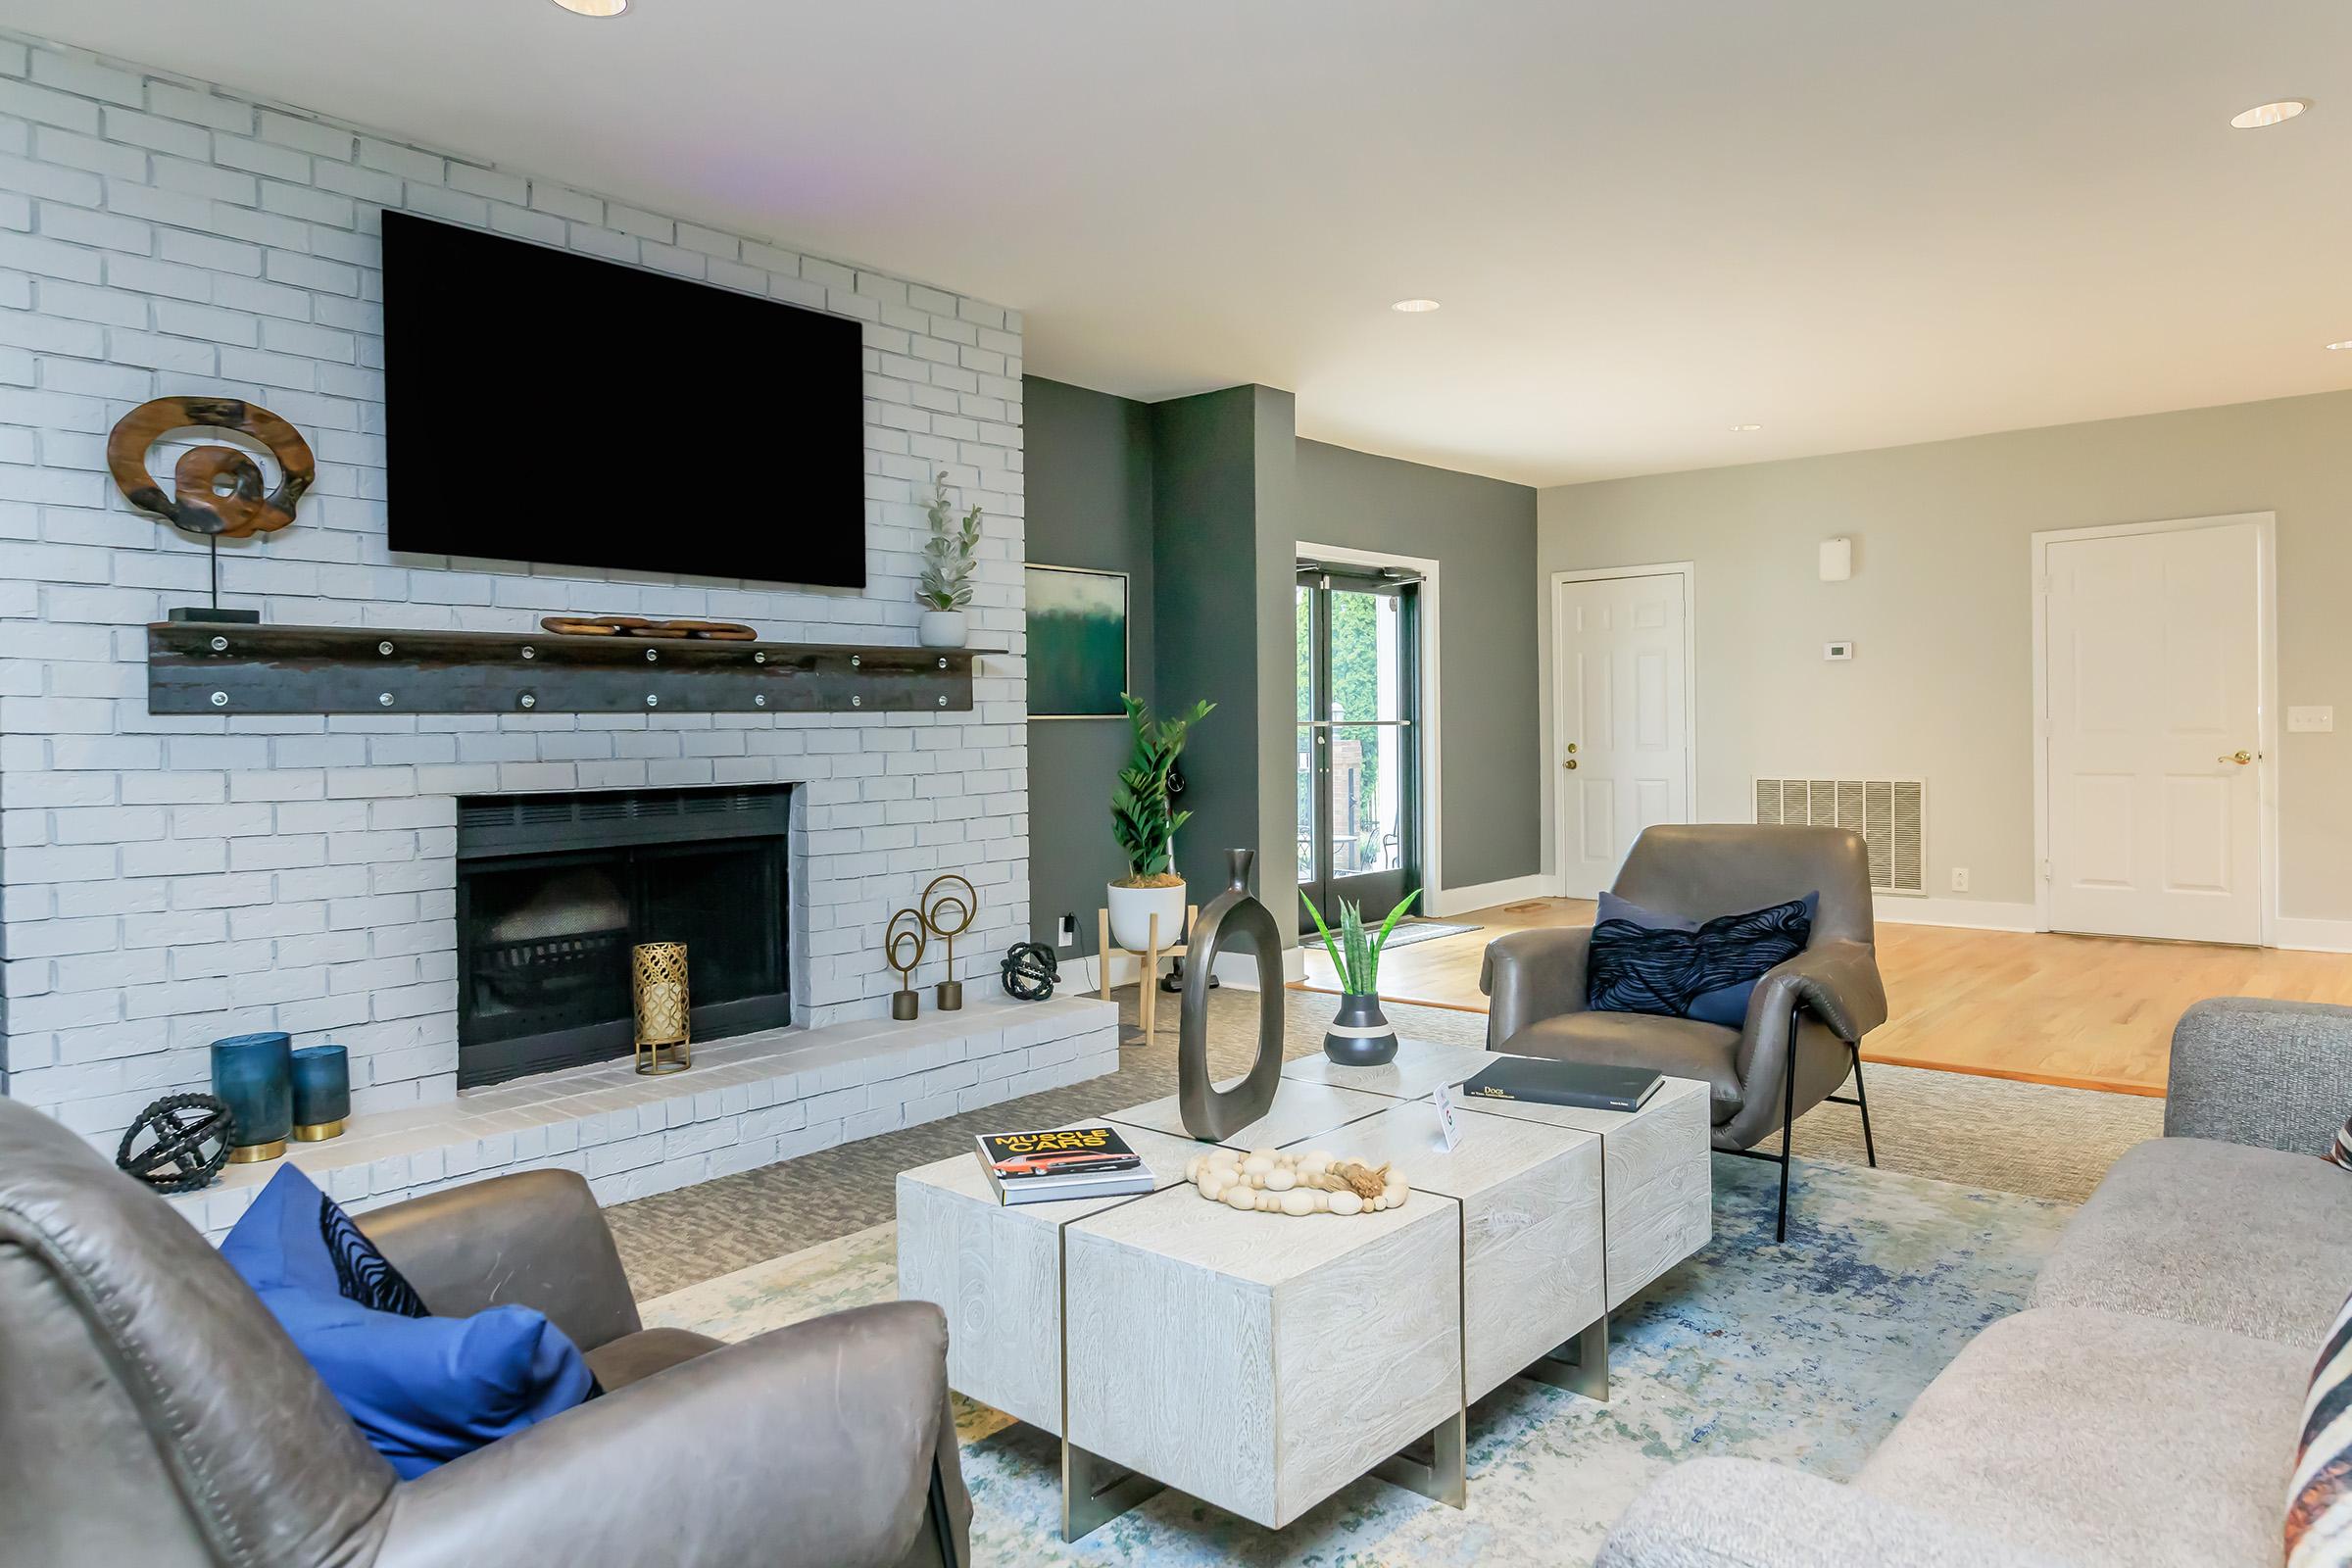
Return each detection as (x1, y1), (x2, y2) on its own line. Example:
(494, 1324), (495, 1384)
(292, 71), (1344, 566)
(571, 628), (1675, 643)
(631, 941), (692, 1075)
(922, 872), (976, 1012)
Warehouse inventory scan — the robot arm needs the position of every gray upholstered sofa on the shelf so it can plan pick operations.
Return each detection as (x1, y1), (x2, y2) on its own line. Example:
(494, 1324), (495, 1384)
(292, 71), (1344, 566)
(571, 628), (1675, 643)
(1599, 997), (2352, 1568)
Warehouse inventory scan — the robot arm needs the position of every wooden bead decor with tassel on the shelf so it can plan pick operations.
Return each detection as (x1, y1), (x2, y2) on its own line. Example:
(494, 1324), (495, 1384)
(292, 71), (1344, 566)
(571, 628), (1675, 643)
(1182, 1147), (1410, 1216)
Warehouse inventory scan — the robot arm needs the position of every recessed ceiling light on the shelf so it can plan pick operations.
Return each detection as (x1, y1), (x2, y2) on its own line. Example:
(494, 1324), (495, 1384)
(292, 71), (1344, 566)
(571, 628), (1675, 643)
(2328, 340), (2352, 351)
(550, 0), (627, 14)
(2230, 99), (2308, 129)
(1729, 423), (1762, 432)
(1390, 299), (1441, 314)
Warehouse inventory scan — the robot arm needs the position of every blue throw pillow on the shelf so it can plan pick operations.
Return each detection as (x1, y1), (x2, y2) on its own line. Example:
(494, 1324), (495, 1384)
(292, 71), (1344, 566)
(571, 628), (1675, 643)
(220, 1165), (595, 1479)
(1587, 890), (1817, 1026)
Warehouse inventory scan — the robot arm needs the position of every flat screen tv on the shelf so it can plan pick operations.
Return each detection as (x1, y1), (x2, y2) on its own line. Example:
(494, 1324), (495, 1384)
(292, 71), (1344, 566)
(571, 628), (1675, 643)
(381, 211), (865, 588)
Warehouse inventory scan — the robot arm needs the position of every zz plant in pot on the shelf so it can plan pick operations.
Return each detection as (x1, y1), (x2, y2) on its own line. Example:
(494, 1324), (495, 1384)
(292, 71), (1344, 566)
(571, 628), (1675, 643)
(1299, 888), (1420, 1065)
(1108, 694), (1213, 953)
(916, 470), (982, 648)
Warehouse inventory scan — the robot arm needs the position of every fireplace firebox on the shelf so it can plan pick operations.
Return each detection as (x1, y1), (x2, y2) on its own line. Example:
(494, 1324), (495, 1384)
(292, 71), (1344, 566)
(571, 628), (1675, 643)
(455, 786), (791, 1088)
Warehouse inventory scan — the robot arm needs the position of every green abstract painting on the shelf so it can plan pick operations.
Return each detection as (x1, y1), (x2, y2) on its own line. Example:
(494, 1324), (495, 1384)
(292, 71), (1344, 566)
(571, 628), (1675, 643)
(1026, 564), (1128, 717)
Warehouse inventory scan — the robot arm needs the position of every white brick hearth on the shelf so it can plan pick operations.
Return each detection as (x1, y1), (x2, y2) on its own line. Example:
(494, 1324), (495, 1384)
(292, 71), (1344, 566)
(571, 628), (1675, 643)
(170, 995), (1118, 1241)
(0, 31), (1073, 1193)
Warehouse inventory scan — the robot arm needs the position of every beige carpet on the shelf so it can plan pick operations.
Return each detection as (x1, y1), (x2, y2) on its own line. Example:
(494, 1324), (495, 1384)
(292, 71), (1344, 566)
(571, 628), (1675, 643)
(606, 985), (2160, 1298)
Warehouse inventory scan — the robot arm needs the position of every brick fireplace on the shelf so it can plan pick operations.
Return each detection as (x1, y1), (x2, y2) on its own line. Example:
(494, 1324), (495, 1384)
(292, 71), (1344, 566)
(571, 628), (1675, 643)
(0, 35), (1119, 1233)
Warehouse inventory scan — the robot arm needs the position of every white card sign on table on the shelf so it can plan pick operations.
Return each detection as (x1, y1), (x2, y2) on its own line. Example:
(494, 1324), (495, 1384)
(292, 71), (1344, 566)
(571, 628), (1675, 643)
(1432, 1082), (1463, 1152)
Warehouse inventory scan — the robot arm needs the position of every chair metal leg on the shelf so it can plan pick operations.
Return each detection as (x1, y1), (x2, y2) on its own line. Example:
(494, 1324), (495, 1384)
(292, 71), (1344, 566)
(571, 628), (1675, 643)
(1848, 1044), (1877, 1167)
(1774, 1006), (1797, 1243)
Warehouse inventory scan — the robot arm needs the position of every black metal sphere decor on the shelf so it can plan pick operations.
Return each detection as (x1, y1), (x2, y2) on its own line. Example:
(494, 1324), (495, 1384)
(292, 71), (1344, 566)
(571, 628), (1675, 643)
(1000, 942), (1058, 1002)
(115, 1093), (237, 1194)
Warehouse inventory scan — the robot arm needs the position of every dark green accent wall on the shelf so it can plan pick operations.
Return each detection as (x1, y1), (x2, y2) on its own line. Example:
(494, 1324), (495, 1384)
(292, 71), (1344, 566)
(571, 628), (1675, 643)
(1295, 439), (1542, 890)
(1024, 378), (1544, 960)
(1148, 385), (1295, 924)
(1022, 377), (1154, 948)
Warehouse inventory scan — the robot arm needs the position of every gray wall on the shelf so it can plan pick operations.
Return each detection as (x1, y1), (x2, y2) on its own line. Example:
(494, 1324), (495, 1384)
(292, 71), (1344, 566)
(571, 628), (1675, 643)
(1538, 387), (2352, 926)
(1026, 379), (1546, 961)
(1022, 377), (1154, 947)
(1296, 440), (1542, 892)
(1150, 385), (1296, 931)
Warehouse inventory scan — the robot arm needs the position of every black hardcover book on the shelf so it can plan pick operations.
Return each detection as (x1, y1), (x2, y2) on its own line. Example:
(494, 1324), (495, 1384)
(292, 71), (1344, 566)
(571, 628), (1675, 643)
(1457, 1055), (1664, 1113)
(973, 1124), (1152, 1205)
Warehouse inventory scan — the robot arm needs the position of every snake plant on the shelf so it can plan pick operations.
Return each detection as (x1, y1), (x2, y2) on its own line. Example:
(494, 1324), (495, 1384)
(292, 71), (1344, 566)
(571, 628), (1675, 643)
(1299, 888), (1421, 996)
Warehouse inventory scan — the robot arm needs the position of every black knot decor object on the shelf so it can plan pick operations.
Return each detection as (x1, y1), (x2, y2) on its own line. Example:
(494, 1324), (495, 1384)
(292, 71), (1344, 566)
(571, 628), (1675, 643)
(115, 1093), (237, 1194)
(1000, 942), (1059, 1002)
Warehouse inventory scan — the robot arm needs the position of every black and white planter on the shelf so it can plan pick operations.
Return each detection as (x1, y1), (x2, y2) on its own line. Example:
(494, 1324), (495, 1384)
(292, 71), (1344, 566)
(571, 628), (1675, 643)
(1322, 991), (1398, 1066)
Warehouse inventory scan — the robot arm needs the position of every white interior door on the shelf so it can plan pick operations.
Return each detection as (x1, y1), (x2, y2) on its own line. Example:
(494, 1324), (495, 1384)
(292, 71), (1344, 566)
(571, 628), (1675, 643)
(1554, 572), (1690, 898)
(2043, 521), (2265, 944)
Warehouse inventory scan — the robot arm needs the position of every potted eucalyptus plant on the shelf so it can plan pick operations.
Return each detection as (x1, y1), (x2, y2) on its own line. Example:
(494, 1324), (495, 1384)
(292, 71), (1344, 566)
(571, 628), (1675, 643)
(1108, 694), (1213, 952)
(916, 470), (982, 648)
(1300, 889), (1420, 1065)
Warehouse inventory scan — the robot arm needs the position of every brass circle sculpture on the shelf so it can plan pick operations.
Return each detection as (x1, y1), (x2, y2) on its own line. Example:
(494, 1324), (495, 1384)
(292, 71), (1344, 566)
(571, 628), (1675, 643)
(921, 873), (977, 1011)
(1178, 849), (1285, 1141)
(886, 907), (929, 1020)
(106, 396), (315, 538)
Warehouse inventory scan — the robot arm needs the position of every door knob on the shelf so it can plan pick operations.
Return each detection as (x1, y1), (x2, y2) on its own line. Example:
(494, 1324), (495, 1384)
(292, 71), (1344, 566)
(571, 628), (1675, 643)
(1563, 759), (1579, 770)
(2218, 750), (2258, 764)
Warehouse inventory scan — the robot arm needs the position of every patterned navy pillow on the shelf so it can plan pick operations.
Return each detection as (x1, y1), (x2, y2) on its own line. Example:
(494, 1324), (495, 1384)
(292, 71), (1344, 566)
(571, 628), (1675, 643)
(2329, 1115), (2352, 1172)
(2287, 1286), (2352, 1565)
(1586, 891), (1815, 1026)
(319, 1192), (428, 1317)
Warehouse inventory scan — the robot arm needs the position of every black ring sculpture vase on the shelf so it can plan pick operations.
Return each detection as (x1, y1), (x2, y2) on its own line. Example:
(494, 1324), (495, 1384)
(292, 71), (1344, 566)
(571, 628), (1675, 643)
(1177, 849), (1286, 1141)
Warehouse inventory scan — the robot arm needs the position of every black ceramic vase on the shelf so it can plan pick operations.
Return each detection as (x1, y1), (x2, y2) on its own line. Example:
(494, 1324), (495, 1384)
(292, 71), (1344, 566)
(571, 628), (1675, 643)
(1323, 991), (1398, 1066)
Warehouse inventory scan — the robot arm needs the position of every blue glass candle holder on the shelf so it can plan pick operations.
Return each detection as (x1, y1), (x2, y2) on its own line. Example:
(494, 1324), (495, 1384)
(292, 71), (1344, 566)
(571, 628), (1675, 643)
(290, 1043), (350, 1142)
(211, 1031), (293, 1163)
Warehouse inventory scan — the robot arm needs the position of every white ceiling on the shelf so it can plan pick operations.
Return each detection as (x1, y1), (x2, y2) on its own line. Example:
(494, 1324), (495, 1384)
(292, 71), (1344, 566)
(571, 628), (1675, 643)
(7, 0), (2349, 485)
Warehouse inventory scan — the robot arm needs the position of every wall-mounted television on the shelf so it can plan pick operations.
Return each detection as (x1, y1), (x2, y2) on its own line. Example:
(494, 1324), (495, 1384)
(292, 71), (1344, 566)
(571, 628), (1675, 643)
(381, 211), (866, 588)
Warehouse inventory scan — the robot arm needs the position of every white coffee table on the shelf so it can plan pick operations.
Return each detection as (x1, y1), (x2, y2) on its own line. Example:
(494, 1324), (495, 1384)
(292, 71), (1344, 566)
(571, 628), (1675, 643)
(895, 1043), (1712, 1539)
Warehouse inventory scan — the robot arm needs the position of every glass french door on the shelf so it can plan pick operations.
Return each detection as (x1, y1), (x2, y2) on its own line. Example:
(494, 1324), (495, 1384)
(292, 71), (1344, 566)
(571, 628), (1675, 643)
(1296, 563), (1421, 935)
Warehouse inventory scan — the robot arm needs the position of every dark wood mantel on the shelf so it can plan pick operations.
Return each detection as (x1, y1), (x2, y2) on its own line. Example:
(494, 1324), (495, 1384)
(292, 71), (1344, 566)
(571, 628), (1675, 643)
(146, 622), (999, 716)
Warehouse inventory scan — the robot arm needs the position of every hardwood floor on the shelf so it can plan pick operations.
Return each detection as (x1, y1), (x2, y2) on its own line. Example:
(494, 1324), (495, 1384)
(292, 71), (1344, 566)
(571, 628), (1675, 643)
(1298, 897), (2352, 1097)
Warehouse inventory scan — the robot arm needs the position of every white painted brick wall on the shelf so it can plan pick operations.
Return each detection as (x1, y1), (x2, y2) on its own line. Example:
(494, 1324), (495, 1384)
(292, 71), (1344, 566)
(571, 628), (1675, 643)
(0, 33), (1031, 1152)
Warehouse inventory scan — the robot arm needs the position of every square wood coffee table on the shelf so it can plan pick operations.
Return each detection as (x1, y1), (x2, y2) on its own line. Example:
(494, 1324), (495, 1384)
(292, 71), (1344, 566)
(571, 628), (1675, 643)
(895, 1045), (1711, 1540)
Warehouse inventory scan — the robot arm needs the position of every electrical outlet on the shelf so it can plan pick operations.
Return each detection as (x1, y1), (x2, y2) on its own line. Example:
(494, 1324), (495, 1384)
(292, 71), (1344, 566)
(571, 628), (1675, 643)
(1949, 867), (1970, 893)
(1056, 912), (1077, 949)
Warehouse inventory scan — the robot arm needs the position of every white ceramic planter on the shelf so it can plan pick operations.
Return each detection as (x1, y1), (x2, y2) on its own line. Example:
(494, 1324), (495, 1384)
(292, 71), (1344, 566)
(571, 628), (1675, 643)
(1107, 880), (1187, 952)
(917, 610), (968, 649)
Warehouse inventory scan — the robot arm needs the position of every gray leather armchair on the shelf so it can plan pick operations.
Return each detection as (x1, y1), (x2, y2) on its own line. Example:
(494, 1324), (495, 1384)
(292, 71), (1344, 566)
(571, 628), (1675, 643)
(1482, 823), (1889, 1240)
(0, 1096), (969, 1568)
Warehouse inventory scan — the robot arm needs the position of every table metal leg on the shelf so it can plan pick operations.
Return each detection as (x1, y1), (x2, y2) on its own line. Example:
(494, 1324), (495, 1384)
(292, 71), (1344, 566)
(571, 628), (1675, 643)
(1518, 1313), (1609, 1400)
(1372, 1406), (1467, 1508)
(1061, 1440), (1163, 1543)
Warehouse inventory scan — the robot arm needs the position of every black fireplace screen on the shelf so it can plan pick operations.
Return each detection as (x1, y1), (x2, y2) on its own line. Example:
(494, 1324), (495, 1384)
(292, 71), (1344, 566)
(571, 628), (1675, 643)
(456, 787), (791, 1088)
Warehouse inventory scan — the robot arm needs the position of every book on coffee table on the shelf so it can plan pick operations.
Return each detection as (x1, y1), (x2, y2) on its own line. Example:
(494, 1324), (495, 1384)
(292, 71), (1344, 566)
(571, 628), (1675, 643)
(1458, 1055), (1664, 1113)
(974, 1124), (1154, 1205)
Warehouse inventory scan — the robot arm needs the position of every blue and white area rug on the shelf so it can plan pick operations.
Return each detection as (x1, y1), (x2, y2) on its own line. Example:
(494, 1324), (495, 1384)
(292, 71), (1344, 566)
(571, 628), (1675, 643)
(644, 1155), (2069, 1567)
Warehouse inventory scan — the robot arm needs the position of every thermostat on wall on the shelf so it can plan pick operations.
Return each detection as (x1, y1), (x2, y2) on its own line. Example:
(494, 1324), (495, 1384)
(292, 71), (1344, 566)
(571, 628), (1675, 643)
(1824, 640), (1854, 662)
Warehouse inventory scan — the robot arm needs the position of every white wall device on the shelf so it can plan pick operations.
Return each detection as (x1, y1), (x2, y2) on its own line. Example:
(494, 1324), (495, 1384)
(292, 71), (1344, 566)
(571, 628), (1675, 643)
(1824, 640), (1854, 661)
(1819, 537), (1853, 581)
(2288, 706), (2335, 733)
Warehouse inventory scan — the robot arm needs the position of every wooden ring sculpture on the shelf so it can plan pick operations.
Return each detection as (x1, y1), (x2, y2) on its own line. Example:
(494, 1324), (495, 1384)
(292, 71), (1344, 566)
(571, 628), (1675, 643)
(106, 396), (316, 538)
(886, 907), (929, 1020)
(921, 873), (977, 1011)
(1178, 848), (1286, 1141)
